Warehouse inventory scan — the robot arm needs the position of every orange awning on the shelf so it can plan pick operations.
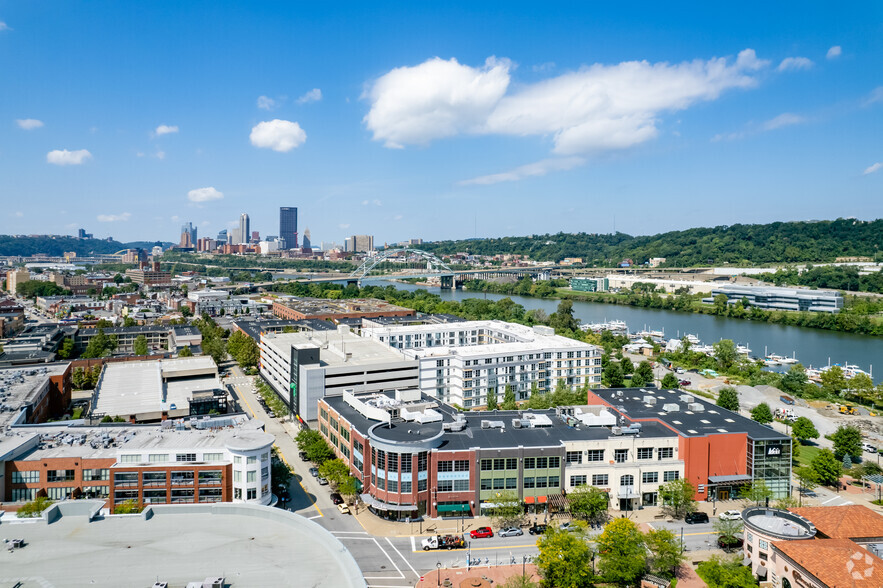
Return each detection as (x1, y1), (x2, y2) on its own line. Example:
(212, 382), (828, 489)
(537, 496), (548, 504)
(523, 496), (535, 504)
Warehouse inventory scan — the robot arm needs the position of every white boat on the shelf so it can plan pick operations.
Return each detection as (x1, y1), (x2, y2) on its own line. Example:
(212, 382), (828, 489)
(736, 344), (752, 355)
(684, 333), (701, 345)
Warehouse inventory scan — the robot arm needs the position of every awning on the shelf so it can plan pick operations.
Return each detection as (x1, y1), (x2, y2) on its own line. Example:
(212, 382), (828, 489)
(756, 566), (768, 578)
(359, 493), (417, 512)
(537, 496), (547, 504)
(524, 496), (535, 504)
(708, 475), (753, 484)
(742, 557), (752, 567)
(436, 503), (471, 513)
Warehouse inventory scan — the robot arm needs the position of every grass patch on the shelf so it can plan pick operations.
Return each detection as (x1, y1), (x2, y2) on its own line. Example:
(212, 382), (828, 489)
(796, 444), (822, 468)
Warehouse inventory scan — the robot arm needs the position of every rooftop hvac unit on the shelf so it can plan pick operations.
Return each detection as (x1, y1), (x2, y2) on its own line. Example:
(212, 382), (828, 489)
(662, 403), (680, 412)
(611, 426), (623, 436)
(679, 394), (692, 403)
(689, 403), (705, 412)
(622, 427), (639, 435)
(629, 422), (643, 431)
(512, 419), (522, 429)
(643, 396), (657, 405)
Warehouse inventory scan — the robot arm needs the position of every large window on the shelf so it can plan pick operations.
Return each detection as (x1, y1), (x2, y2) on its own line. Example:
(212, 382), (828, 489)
(143, 489), (167, 504)
(47, 469), (75, 483)
(658, 447), (674, 459)
(149, 454), (169, 463)
(171, 471), (195, 485)
(11, 488), (36, 501)
(586, 450), (604, 462)
(11, 471), (39, 484)
(592, 474), (608, 486)
(566, 451), (583, 465)
(143, 471), (167, 486)
(620, 474), (634, 487)
(438, 480), (453, 492)
(171, 489), (194, 503)
(438, 461), (453, 472)
(199, 470), (223, 485)
(401, 453), (412, 473)
(663, 471), (680, 482)
(455, 460), (470, 472)
(176, 453), (197, 462)
(83, 469), (109, 481)
(614, 449), (628, 463)
(642, 472), (659, 484)
(114, 472), (139, 486)
(571, 475), (587, 487)
(637, 448), (653, 460)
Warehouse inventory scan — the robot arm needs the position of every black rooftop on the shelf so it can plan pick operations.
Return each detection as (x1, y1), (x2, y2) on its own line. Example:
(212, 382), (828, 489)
(589, 387), (789, 440)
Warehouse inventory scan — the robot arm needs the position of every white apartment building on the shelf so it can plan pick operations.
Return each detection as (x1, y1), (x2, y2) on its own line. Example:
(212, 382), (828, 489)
(361, 320), (602, 408)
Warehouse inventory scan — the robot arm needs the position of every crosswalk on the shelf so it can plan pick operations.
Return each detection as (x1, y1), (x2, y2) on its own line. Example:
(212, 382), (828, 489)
(330, 531), (421, 588)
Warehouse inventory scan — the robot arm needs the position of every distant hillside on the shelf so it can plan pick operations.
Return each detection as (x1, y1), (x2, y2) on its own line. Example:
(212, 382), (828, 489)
(0, 235), (170, 257)
(418, 219), (883, 267)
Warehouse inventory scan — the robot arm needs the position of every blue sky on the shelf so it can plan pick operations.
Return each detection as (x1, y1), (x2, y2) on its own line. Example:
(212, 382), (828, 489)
(1, 1), (881, 245)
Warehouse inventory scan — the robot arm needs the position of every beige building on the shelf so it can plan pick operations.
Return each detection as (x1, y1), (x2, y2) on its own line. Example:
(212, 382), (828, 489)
(5, 269), (30, 294)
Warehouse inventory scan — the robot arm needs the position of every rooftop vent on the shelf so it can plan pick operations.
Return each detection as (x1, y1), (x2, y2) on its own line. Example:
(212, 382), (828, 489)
(690, 404), (705, 412)
(662, 403), (680, 412)
(643, 396), (657, 405)
(679, 394), (692, 403)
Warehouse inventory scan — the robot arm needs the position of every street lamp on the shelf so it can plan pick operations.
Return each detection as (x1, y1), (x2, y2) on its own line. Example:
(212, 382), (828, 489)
(436, 561), (441, 588)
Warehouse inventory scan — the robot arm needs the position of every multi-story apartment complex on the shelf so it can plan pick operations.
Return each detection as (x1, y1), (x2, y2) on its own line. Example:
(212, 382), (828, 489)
(344, 235), (374, 252)
(362, 320), (602, 407)
(74, 324), (202, 355)
(317, 389), (682, 520)
(271, 297), (415, 321)
(259, 328), (418, 421)
(1, 417), (274, 512)
(125, 263), (172, 288)
(5, 269), (31, 294)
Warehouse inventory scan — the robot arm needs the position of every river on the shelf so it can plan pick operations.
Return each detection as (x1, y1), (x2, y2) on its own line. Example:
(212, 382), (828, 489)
(362, 279), (882, 382)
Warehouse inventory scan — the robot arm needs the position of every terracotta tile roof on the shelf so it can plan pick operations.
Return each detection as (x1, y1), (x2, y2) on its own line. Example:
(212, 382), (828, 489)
(789, 505), (883, 540)
(773, 538), (883, 588)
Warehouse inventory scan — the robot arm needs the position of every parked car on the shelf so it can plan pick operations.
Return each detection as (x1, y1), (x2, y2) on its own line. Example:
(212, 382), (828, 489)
(675, 368), (686, 374)
(498, 527), (524, 537)
(337, 503), (351, 515)
(718, 536), (743, 550)
(330, 493), (344, 505)
(528, 524), (548, 535)
(308, 467), (319, 477)
(470, 527), (493, 539)
(863, 443), (878, 454)
(317, 476), (329, 486)
(679, 380), (691, 387)
(559, 522), (580, 532)
(719, 510), (742, 521)
(685, 511), (709, 524)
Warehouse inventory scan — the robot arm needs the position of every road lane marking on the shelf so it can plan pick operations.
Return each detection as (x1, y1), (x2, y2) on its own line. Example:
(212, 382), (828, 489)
(410, 536), (416, 552)
(363, 538), (405, 580)
(822, 496), (841, 505)
(387, 537), (420, 576)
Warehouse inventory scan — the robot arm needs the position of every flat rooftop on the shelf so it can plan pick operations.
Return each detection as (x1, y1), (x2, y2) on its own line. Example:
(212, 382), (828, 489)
(264, 330), (411, 368)
(4, 416), (271, 461)
(93, 357), (220, 418)
(589, 387), (790, 440)
(232, 317), (335, 341)
(275, 296), (413, 317)
(0, 363), (70, 430)
(0, 502), (365, 588)
(325, 391), (676, 451)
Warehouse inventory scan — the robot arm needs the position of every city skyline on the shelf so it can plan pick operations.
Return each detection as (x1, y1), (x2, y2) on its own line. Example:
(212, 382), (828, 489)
(1, 2), (881, 243)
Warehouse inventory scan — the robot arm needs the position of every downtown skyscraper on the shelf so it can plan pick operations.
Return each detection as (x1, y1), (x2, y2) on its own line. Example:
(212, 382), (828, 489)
(279, 207), (298, 249)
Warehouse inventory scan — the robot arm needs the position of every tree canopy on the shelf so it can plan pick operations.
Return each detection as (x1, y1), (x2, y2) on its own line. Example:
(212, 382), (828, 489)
(832, 425), (862, 461)
(596, 518), (646, 587)
(716, 387), (740, 412)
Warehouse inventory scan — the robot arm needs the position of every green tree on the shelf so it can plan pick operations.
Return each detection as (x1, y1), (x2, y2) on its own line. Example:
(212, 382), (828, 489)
(81, 328), (112, 358)
(712, 339), (738, 370)
(271, 457), (292, 488)
(57, 338), (75, 359)
(795, 466), (818, 505)
(549, 299), (580, 333)
(318, 458), (351, 487)
(848, 372), (875, 401)
(535, 528), (594, 588)
(712, 293), (729, 314)
(87, 364), (102, 387)
(178, 346), (193, 357)
(631, 361), (653, 387)
(791, 416), (819, 443)
(820, 365), (847, 396)
(567, 485), (609, 524)
(644, 528), (684, 579)
(843, 454), (853, 470)
(72, 367), (87, 390)
(486, 387), (499, 410)
(501, 385), (518, 410)
(226, 330), (260, 368)
(203, 337), (227, 366)
(659, 478), (696, 519)
(811, 448), (842, 487)
(743, 480), (773, 505)
(295, 429), (336, 464)
(123, 316), (137, 327)
(603, 362), (624, 388)
(781, 364), (810, 395)
(697, 555), (757, 588)
(716, 387), (740, 412)
(620, 357), (634, 375)
(832, 424), (862, 461)
(660, 372), (679, 389)
(750, 402), (773, 424)
(596, 518), (646, 587)
(487, 490), (525, 529)
(133, 334), (148, 356)
(713, 517), (744, 549)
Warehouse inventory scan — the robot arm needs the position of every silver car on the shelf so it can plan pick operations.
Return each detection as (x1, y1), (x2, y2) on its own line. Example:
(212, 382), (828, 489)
(498, 527), (523, 537)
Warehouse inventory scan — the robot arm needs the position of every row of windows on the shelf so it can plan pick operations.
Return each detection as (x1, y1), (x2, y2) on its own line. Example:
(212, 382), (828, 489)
(119, 452), (227, 464)
(437, 460), (470, 472)
(523, 476), (560, 489)
(114, 488), (224, 504)
(438, 479), (470, 492)
(479, 456), (562, 471)
(372, 474), (426, 493)
(566, 447), (675, 464)
(569, 471), (680, 487)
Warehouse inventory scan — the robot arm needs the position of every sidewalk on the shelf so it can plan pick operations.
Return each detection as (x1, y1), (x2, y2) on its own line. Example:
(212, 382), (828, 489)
(417, 563), (539, 588)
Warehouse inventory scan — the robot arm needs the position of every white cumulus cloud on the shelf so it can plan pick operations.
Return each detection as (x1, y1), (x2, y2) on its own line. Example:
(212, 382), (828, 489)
(777, 57), (814, 72)
(46, 149), (92, 165)
(761, 113), (805, 131)
(338, 223), (350, 229)
(97, 212), (131, 222)
(459, 157), (585, 186)
(155, 124), (178, 136)
(16, 118), (44, 130)
(249, 119), (306, 152)
(363, 56), (512, 148)
(187, 187), (224, 203)
(864, 162), (882, 175)
(365, 49), (769, 158)
(827, 46), (842, 60)
(296, 88), (323, 104)
(0, 21), (10, 31)
(257, 95), (277, 110)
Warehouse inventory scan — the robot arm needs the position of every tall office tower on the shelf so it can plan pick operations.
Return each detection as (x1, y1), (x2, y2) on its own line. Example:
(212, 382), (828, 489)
(302, 228), (312, 249)
(78, 228), (86, 239)
(251, 231), (260, 243)
(279, 207), (298, 249)
(180, 222), (197, 248)
(238, 214), (250, 245)
(230, 228), (241, 246)
(217, 229), (228, 243)
(349, 235), (374, 252)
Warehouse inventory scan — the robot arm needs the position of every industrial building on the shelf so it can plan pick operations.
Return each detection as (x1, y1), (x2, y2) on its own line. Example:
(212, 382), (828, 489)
(361, 320), (602, 408)
(271, 296), (415, 321)
(90, 357), (225, 422)
(259, 327), (418, 421)
(702, 284), (843, 313)
(0, 363), (71, 430)
(570, 277), (609, 292)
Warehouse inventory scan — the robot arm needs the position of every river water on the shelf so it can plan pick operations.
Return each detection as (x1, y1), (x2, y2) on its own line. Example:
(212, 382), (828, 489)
(362, 279), (882, 382)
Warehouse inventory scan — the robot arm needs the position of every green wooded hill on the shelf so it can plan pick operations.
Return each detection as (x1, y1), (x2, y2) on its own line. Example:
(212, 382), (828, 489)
(0, 235), (169, 257)
(418, 219), (883, 266)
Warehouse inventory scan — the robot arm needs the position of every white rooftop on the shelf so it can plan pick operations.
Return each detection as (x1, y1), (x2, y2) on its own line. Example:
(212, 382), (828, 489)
(263, 329), (410, 367)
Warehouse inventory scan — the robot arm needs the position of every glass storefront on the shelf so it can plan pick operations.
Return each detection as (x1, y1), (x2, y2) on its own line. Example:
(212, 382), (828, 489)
(748, 438), (792, 498)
